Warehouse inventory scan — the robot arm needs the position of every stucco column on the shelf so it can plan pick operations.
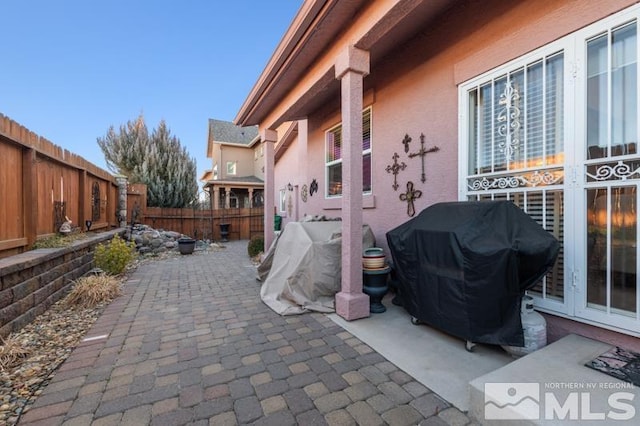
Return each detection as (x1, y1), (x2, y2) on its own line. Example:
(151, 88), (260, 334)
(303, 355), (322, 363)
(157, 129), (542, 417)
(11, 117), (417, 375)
(213, 187), (220, 210)
(334, 46), (370, 321)
(248, 188), (254, 208)
(262, 129), (277, 249)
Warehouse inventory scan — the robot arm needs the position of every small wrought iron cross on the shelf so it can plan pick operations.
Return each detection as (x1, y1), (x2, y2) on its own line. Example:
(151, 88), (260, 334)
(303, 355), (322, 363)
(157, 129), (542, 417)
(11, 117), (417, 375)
(402, 134), (412, 153)
(408, 133), (440, 183)
(385, 152), (407, 191)
(399, 181), (422, 217)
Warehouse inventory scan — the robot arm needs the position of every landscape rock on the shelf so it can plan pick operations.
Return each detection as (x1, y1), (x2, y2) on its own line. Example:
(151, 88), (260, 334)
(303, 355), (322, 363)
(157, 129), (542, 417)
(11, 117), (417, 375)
(126, 224), (203, 255)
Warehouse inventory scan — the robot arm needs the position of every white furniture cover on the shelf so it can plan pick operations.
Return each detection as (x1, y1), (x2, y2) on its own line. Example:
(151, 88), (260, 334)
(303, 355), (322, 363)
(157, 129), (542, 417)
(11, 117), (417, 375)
(260, 221), (375, 315)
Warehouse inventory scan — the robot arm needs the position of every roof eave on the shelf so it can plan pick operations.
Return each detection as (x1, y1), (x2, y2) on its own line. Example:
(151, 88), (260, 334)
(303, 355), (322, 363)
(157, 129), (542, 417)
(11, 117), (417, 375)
(234, 0), (330, 126)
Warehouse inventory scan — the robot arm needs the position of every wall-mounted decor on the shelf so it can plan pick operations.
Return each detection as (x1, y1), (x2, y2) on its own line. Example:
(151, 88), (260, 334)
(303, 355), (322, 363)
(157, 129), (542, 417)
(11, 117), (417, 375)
(408, 133), (440, 183)
(399, 181), (422, 217)
(402, 134), (412, 153)
(385, 152), (407, 191)
(309, 179), (318, 196)
(301, 184), (308, 202)
(91, 182), (101, 221)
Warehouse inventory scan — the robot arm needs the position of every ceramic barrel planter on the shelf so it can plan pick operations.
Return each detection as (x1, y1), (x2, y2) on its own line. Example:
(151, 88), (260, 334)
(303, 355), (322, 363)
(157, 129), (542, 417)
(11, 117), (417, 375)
(362, 248), (390, 313)
(363, 265), (391, 313)
(178, 238), (196, 255)
(362, 247), (385, 269)
(219, 223), (230, 242)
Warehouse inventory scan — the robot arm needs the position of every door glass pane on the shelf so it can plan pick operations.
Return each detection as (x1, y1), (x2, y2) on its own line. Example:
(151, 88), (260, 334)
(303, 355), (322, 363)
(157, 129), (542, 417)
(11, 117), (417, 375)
(587, 187), (609, 309)
(611, 186), (637, 314)
(611, 23), (637, 156)
(587, 186), (638, 315)
(587, 34), (609, 159)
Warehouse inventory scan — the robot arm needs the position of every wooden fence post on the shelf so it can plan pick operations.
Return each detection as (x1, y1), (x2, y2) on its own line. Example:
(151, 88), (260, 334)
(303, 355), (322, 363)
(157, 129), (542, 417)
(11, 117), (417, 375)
(22, 148), (37, 247)
(78, 170), (87, 231)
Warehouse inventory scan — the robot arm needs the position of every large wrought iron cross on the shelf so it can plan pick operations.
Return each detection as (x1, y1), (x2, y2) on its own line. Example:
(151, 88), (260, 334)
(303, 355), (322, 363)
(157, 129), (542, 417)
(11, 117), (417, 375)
(399, 181), (422, 217)
(408, 133), (439, 183)
(385, 152), (407, 191)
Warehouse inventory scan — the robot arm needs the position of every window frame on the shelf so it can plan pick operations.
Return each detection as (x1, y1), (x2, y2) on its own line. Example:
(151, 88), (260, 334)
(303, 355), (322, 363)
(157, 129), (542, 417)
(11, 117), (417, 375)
(324, 107), (372, 198)
(226, 161), (237, 176)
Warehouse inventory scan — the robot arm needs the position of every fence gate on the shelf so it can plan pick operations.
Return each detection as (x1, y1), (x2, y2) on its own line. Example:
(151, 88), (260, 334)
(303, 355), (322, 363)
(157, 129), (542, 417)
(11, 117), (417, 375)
(191, 191), (214, 242)
(250, 191), (264, 238)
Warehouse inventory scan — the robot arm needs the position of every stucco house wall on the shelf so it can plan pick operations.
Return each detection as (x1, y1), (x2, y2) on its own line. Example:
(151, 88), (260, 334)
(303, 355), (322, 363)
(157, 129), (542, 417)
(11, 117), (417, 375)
(258, 0), (640, 344)
(215, 144), (255, 179)
(275, 0), (638, 251)
(253, 144), (265, 180)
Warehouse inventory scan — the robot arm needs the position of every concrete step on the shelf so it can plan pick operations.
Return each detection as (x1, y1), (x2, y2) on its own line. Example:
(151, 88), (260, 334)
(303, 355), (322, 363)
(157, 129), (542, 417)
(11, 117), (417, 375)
(469, 334), (639, 425)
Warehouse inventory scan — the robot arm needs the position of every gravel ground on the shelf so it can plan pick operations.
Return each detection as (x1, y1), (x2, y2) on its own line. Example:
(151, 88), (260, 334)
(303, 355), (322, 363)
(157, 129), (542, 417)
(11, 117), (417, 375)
(0, 300), (107, 425)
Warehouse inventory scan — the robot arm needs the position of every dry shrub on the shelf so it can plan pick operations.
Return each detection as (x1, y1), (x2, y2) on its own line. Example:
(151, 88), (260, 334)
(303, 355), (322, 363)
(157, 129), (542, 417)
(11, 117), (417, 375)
(65, 274), (122, 309)
(0, 335), (30, 372)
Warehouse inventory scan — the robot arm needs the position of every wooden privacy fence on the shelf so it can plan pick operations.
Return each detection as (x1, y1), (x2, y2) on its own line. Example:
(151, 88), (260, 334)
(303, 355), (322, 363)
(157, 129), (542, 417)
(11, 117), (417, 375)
(138, 206), (264, 241)
(0, 114), (119, 260)
(125, 183), (264, 241)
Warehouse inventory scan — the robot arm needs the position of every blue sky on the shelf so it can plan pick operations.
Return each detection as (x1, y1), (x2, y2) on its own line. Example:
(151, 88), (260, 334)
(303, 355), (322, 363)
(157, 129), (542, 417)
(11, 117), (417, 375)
(3, 1), (301, 182)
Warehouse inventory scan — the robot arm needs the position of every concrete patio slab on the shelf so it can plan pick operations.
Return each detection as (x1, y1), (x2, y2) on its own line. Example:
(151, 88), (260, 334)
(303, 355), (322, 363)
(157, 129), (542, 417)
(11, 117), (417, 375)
(329, 297), (513, 412)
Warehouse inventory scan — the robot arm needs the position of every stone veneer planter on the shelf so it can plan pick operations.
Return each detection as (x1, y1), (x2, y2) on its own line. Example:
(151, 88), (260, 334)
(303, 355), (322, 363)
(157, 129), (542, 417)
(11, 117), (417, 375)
(0, 229), (123, 338)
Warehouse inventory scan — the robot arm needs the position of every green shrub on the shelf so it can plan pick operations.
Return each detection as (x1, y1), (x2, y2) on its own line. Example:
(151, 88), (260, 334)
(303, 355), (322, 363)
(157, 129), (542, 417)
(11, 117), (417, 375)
(94, 234), (137, 275)
(247, 235), (264, 258)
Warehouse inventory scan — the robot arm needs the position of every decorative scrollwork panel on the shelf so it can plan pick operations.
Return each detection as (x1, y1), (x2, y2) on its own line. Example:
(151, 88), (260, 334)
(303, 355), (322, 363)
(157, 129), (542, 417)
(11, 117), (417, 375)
(586, 160), (640, 182)
(468, 169), (563, 191)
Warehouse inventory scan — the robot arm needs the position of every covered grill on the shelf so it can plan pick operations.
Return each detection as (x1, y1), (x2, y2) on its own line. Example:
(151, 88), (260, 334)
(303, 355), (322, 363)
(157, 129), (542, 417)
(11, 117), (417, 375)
(386, 201), (560, 347)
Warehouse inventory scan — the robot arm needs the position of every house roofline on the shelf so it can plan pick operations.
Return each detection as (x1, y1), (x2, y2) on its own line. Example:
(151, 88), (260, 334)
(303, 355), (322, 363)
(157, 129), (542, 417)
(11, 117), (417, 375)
(234, 0), (332, 126)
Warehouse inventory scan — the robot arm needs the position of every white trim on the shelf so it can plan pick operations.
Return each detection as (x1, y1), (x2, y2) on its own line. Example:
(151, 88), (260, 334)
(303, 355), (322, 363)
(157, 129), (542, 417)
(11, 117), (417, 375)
(324, 106), (373, 199)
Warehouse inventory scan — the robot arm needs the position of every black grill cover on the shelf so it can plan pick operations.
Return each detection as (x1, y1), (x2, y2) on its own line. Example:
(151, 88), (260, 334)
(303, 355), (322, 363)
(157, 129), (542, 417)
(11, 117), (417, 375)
(386, 201), (560, 347)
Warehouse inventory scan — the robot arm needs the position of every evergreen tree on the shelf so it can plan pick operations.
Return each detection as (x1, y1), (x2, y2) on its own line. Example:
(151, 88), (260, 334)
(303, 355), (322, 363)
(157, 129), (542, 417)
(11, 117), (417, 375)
(97, 114), (198, 208)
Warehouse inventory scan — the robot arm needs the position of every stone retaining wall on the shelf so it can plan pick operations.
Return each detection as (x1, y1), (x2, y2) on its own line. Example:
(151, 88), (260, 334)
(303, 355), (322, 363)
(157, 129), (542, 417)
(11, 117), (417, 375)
(0, 230), (121, 338)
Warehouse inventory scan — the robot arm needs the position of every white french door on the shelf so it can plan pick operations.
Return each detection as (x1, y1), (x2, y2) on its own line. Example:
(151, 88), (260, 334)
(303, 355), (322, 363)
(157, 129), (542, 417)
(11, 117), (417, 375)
(459, 4), (640, 336)
(572, 11), (640, 333)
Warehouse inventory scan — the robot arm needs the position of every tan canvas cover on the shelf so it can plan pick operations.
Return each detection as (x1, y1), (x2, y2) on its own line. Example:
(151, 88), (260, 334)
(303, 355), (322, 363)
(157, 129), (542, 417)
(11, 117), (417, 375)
(260, 221), (375, 315)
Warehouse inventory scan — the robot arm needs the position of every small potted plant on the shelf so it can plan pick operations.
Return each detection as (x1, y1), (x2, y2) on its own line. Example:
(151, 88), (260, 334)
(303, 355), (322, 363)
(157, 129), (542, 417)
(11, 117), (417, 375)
(178, 236), (196, 255)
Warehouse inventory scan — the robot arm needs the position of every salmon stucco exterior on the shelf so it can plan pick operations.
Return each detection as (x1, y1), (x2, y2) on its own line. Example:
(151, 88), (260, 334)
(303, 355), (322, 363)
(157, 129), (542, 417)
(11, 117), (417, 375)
(236, 0), (640, 349)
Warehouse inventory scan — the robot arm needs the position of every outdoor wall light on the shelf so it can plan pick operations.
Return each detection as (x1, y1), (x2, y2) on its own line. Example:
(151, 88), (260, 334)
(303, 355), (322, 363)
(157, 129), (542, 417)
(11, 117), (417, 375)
(287, 183), (293, 191)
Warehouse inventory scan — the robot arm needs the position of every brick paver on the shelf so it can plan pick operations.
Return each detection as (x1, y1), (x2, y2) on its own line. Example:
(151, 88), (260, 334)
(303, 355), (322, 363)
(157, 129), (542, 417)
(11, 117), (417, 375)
(17, 241), (473, 425)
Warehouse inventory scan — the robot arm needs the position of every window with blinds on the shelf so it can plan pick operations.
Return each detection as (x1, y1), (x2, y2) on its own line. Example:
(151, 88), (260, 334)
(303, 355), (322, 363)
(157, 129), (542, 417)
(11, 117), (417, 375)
(468, 52), (564, 175)
(325, 108), (372, 197)
(463, 51), (566, 303)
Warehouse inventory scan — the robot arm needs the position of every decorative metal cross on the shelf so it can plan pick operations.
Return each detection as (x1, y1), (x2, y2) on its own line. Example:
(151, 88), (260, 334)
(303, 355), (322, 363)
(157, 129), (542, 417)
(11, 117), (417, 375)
(402, 134), (412, 153)
(408, 133), (439, 183)
(385, 152), (407, 191)
(399, 181), (422, 217)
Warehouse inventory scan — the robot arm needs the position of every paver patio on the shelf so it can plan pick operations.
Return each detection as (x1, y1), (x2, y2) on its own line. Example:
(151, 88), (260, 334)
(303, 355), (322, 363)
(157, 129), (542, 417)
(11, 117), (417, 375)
(18, 240), (474, 426)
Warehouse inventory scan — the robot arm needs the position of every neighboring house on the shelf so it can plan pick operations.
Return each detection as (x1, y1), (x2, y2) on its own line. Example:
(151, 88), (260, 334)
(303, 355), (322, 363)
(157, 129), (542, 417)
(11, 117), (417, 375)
(235, 0), (639, 349)
(202, 119), (264, 209)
